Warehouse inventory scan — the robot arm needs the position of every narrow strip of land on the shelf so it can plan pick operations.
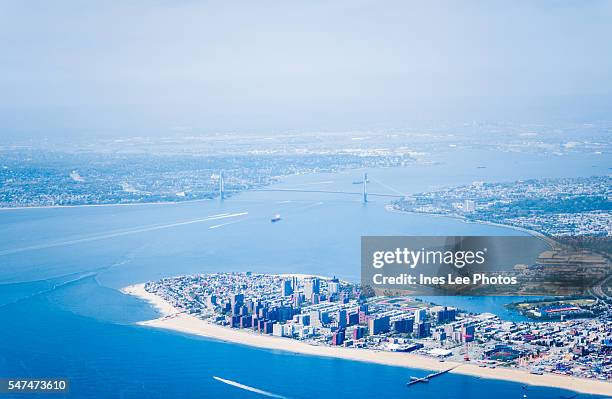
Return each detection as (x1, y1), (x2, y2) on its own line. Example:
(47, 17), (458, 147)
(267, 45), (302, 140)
(123, 283), (612, 396)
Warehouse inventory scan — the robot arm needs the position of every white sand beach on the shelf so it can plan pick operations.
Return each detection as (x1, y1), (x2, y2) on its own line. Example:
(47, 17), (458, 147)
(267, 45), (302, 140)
(124, 283), (611, 396)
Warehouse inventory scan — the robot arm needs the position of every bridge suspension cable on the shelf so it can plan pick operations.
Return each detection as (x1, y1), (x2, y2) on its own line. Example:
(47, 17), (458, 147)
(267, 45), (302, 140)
(217, 171), (405, 203)
(367, 176), (408, 198)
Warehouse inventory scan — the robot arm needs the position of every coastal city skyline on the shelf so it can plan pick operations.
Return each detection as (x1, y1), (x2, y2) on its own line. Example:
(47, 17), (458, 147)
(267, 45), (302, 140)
(125, 271), (610, 392)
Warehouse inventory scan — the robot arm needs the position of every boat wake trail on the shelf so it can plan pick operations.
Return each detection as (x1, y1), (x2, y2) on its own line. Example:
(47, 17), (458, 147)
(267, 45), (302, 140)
(0, 212), (248, 256)
(208, 219), (245, 229)
(213, 376), (287, 398)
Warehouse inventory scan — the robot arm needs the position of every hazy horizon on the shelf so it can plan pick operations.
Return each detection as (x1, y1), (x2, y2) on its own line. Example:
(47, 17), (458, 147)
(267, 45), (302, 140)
(1, 1), (612, 140)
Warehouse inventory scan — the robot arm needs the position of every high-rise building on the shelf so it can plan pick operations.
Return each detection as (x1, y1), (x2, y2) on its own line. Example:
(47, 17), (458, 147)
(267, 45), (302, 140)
(358, 311), (367, 324)
(303, 277), (320, 302)
(346, 312), (359, 326)
(320, 311), (330, 325)
(228, 315), (240, 328)
(336, 309), (347, 328)
(332, 329), (345, 346)
(461, 324), (475, 342)
(446, 307), (456, 322)
(231, 293), (244, 309)
(263, 321), (274, 334)
(464, 200), (475, 212)
(328, 280), (340, 295)
(239, 316), (251, 329)
(391, 317), (414, 334)
(230, 303), (239, 316)
(430, 306), (456, 324)
(278, 306), (294, 322)
(281, 279), (293, 296)
(413, 321), (431, 338)
(309, 310), (329, 327)
(368, 315), (390, 335)
(295, 313), (310, 326)
(414, 308), (427, 324)
(432, 329), (447, 341)
(352, 326), (366, 340)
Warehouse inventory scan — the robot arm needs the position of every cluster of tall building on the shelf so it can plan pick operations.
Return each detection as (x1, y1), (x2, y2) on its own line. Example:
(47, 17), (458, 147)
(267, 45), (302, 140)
(219, 276), (465, 348)
(223, 291), (298, 331)
(146, 273), (461, 350)
(214, 276), (367, 344)
(218, 275), (464, 349)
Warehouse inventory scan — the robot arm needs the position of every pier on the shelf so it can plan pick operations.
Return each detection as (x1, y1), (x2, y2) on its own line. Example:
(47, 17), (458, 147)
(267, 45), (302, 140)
(407, 366), (457, 387)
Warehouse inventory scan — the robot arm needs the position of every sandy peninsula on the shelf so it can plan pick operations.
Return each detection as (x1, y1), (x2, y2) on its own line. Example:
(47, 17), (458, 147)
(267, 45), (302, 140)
(123, 283), (611, 396)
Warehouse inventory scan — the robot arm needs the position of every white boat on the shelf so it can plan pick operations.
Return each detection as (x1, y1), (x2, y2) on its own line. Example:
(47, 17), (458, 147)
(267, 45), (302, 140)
(271, 214), (281, 222)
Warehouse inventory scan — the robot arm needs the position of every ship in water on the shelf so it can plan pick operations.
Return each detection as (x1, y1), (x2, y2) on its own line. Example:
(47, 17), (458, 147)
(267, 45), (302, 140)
(271, 214), (281, 223)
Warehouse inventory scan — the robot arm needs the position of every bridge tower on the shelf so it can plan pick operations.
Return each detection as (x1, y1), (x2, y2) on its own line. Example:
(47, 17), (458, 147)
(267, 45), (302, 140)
(219, 170), (225, 200)
(362, 172), (368, 204)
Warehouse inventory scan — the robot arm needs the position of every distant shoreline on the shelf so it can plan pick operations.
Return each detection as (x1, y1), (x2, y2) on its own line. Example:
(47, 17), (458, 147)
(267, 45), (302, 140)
(0, 163), (400, 212)
(384, 205), (557, 247)
(0, 198), (214, 211)
(122, 283), (611, 396)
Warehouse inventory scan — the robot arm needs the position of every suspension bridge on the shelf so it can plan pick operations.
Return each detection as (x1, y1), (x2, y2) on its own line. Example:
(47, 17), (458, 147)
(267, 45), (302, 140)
(218, 172), (407, 204)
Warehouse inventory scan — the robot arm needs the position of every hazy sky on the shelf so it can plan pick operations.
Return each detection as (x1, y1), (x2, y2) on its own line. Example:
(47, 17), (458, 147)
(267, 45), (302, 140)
(1, 1), (612, 139)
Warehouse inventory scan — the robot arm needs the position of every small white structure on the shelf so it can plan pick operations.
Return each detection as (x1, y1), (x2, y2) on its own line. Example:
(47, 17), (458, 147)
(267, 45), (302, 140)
(428, 348), (453, 357)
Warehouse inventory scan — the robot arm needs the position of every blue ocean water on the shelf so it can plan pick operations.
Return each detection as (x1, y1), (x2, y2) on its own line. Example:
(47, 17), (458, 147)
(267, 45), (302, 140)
(0, 149), (609, 398)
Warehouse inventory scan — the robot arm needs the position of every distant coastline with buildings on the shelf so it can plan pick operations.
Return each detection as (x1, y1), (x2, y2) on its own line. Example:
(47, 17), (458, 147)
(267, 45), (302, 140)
(392, 176), (611, 238)
(123, 272), (611, 395)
